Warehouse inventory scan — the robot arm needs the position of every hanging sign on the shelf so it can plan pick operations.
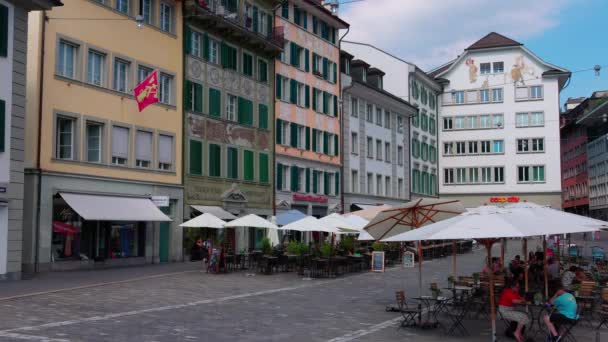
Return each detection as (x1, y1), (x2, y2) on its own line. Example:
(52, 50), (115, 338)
(151, 196), (170, 207)
(489, 196), (520, 203)
(402, 251), (415, 268)
(371, 251), (385, 272)
(292, 194), (328, 203)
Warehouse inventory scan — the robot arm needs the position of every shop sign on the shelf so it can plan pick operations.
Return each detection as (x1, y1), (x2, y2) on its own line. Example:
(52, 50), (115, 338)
(489, 196), (520, 203)
(402, 251), (415, 268)
(292, 194), (328, 203)
(151, 196), (170, 207)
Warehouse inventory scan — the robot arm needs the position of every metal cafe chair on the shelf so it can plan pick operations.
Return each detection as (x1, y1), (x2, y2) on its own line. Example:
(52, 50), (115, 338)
(395, 290), (419, 328)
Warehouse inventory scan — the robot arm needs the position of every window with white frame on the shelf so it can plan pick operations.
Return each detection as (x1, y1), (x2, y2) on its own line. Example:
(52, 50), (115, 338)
(517, 138), (544, 153)
(493, 62), (504, 73)
(385, 177), (391, 197)
(366, 136), (373, 158)
(351, 97), (358, 117)
(493, 114), (504, 128)
(444, 168), (454, 184)
(57, 40), (78, 79)
(280, 164), (289, 191)
(385, 142), (390, 162)
(443, 117), (453, 130)
(481, 167), (492, 183)
(492, 88), (503, 102)
(455, 116), (465, 129)
(111, 126), (129, 165)
(367, 173), (373, 194)
(493, 140), (504, 153)
(281, 76), (290, 102)
(468, 141), (478, 154)
(455, 141), (466, 155)
(384, 110), (391, 129)
(468, 167), (479, 183)
(280, 121), (290, 145)
(376, 107), (382, 126)
(137, 65), (152, 83)
(398, 178), (404, 198)
(159, 72), (173, 104)
(209, 38), (219, 64)
(516, 112), (544, 127)
(468, 115), (478, 129)
(86, 122), (102, 163)
(297, 125), (306, 150)
(56, 116), (75, 160)
(376, 139), (382, 160)
(226, 94), (237, 121)
(479, 89), (490, 103)
(376, 175), (382, 196)
(191, 30), (201, 58)
(115, 0), (129, 14)
(452, 91), (464, 104)
(113, 58), (129, 93)
(142, 0), (153, 24)
(280, 40), (289, 64)
(397, 146), (403, 165)
(351, 132), (358, 154)
(160, 2), (173, 33)
(158, 134), (173, 170)
(135, 130), (153, 168)
(351, 170), (358, 193)
(518, 165), (545, 183)
(297, 82), (306, 107)
(530, 86), (543, 99)
(480, 63), (491, 74)
(87, 49), (106, 86)
(397, 116), (403, 133)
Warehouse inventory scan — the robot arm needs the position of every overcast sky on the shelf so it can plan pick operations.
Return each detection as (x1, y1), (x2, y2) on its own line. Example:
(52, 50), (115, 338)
(339, 0), (607, 104)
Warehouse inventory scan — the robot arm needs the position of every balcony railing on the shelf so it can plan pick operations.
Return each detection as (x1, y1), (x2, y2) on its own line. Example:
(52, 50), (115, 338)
(193, 0), (284, 49)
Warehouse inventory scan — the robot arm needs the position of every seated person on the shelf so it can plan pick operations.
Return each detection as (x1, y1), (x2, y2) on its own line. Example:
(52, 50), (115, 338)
(561, 266), (576, 289)
(509, 255), (524, 280)
(547, 257), (559, 280)
(498, 280), (529, 342)
(543, 280), (578, 341)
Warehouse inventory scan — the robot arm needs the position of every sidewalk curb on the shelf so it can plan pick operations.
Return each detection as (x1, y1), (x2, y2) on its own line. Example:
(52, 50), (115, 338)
(0, 270), (202, 302)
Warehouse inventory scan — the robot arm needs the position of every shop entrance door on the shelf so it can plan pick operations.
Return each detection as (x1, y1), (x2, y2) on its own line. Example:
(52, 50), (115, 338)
(159, 207), (170, 263)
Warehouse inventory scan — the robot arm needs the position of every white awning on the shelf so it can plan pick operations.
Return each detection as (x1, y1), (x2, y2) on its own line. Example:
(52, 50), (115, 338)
(190, 205), (237, 220)
(60, 193), (171, 222)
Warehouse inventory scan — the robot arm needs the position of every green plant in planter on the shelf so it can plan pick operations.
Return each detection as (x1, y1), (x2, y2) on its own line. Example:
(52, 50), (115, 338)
(431, 287), (442, 299)
(571, 283), (582, 296)
(320, 243), (333, 259)
(372, 242), (385, 251)
(261, 237), (272, 255)
(340, 236), (355, 253)
(447, 275), (455, 287)
(472, 272), (480, 284)
(286, 240), (300, 255)
(298, 242), (309, 256)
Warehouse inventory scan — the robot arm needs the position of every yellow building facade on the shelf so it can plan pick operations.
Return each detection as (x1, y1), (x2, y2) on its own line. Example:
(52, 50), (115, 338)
(23, 0), (184, 272)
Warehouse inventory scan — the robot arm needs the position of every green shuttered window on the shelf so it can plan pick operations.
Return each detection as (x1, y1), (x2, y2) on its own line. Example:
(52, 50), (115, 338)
(259, 153), (269, 183)
(237, 97), (253, 126)
(258, 104), (268, 129)
(276, 118), (282, 144)
(312, 170), (318, 193)
(221, 43), (237, 70)
(243, 150), (254, 181)
(277, 163), (283, 190)
(290, 166), (299, 192)
(185, 81), (203, 113)
(305, 168), (310, 192)
(227, 147), (238, 179)
(242, 53), (253, 77)
(305, 127), (310, 150)
(189, 140), (203, 175)
(209, 88), (221, 117)
(324, 172), (330, 195)
(208, 143), (221, 177)
(334, 134), (339, 156)
(335, 172), (340, 195)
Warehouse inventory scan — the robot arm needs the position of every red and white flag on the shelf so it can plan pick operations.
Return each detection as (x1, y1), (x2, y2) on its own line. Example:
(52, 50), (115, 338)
(134, 70), (159, 112)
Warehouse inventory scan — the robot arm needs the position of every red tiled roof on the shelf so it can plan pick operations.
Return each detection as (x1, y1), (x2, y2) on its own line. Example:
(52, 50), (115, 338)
(465, 32), (522, 51)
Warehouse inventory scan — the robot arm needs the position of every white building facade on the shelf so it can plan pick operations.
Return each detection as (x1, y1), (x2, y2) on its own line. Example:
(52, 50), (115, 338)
(430, 33), (570, 208)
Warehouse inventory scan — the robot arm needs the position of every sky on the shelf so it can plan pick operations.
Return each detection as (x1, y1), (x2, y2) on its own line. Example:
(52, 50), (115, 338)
(339, 0), (608, 107)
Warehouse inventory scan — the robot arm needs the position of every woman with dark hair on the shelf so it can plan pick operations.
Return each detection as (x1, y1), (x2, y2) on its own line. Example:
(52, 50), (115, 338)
(542, 279), (578, 341)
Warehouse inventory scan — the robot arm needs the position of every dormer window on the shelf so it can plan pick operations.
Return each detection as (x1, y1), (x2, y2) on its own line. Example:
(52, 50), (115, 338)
(362, 69), (367, 82)
(378, 77), (383, 90)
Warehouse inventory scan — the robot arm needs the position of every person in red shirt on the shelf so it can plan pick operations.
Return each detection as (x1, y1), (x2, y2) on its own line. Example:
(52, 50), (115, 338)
(498, 280), (529, 342)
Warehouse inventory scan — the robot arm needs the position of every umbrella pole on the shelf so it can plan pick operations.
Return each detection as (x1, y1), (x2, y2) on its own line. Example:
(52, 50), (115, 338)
(556, 235), (560, 267)
(543, 237), (549, 299)
(500, 238), (505, 269)
(482, 240), (497, 342)
(452, 241), (457, 278)
(418, 240), (423, 325)
(523, 238), (528, 293)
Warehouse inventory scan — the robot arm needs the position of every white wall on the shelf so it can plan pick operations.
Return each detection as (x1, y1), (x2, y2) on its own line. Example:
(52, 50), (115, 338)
(438, 48), (562, 195)
(0, 0), (13, 186)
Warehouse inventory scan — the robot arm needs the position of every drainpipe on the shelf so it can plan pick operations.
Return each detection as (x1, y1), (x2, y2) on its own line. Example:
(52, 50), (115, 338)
(338, 26), (350, 214)
(34, 12), (48, 273)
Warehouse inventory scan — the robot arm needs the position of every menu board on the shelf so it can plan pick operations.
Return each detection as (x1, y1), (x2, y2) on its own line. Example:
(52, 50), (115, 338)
(371, 251), (385, 272)
(403, 251), (415, 268)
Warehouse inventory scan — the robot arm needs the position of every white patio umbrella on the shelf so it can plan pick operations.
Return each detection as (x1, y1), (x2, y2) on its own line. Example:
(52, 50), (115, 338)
(349, 204), (392, 221)
(343, 215), (369, 230)
(280, 216), (336, 233)
(357, 229), (375, 241)
(179, 213), (226, 228)
(224, 214), (279, 229)
(268, 216), (280, 246)
(383, 204), (606, 342)
(319, 213), (358, 233)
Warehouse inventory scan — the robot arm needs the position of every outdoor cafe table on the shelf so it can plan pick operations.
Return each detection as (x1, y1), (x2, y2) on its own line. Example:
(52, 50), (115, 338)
(412, 295), (449, 329)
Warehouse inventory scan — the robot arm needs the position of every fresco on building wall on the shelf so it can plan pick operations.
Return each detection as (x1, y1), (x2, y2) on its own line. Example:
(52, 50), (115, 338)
(257, 131), (270, 151)
(206, 119), (229, 143)
(510, 55), (536, 86)
(226, 124), (255, 148)
(188, 115), (205, 139)
(466, 58), (478, 83)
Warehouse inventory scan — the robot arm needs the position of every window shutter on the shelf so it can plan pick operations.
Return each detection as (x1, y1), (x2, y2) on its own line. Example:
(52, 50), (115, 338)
(135, 130), (153, 162)
(244, 150), (254, 181)
(290, 42), (298, 67)
(209, 88), (221, 117)
(333, 63), (337, 82)
(312, 128), (317, 152)
(184, 26), (192, 54)
(305, 168), (310, 193)
(158, 135), (173, 165)
(312, 16), (318, 34)
(323, 132), (329, 154)
(111, 126), (129, 159)
(227, 147), (238, 179)
(189, 140), (203, 175)
(322, 58), (328, 79)
(304, 48), (310, 72)
(185, 80), (193, 111)
(291, 166), (298, 192)
(259, 153), (269, 183)
(335, 172), (340, 195)
(303, 12), (308, 29)
(277, 163), (283, 189)
(194, 83), (203, 113)
(209, 144), (221, 177)
(305, 85), (310, 108)
(231, 46), (237, 70)
(312, 88), (317, 111)
(281, 2), (289, 18)
(0, 99), (4, 152)
(258, 104), (268, 129)
(312, 170), (318, 193)
(290, 79), (297, 104)
(275, 75), (282, 99)
(324, 172), (330, 195)
(305, 126), (310, 150)
(276, 119), (282, 144)
(267, 14), (272, 39)
(312, 53), (317, 74)
(334, 134), (339, 156)
(290, 122), (298, 147)
(333, 95), (338, 117)
(203, 33), (209, 60)
(253, 6), (258, 33)
(220, 42), (228, 68)
(322, 92), (328, 114)
(238, 97), (247, 124)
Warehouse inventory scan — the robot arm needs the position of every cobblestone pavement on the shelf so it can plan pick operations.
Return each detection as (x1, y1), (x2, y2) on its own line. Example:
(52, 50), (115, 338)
(0, 240), (605, 342)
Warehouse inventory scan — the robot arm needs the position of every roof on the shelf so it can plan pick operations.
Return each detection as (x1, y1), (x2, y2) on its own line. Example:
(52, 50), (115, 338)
(301, 0), (349, 29)
(367, 67), (385, 76)
(427, 63), (452, 78)
(351, 59), (370, 68)
(351, 79), (418, 114)
(465, 32), (522, 51)
(566, 97), (587, 104)
(340, 50), (354, 59)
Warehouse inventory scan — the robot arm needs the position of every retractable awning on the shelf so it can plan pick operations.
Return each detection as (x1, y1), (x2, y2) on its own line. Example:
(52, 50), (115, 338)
(60, 193), (171, 222)
(190, 205), (237, 220)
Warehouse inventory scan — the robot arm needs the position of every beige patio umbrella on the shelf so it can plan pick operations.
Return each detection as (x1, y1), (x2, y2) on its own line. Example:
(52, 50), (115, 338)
(347, 204), (392, 221)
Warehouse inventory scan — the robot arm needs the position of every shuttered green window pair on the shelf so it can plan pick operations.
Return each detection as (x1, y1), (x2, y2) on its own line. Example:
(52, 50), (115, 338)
(185, 80), (203, 113)
(259, 153), (269, 183)
(242, 53), (253, 77)
(208, 144), (221, 177)
(221, 43), (237, 70)
(227, 147), (238, 179)
(258, 104), (268, 129)
(209, 88), (221, 117)
(189, 140), (203, 175)
(243, 150), (254, 181)
(237, 97), (253, 126)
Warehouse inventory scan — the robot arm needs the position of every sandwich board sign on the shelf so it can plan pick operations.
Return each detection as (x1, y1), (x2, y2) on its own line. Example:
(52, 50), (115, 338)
(371, 251), (385, 272)
(403, 251), (415, 268)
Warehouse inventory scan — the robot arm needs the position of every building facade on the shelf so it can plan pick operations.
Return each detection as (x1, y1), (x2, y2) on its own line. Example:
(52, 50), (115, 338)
(24, 0), (183, 272)
(430, 32), (570, 208)
(341, 42), (441, 199)
(575, 92), (608, 220)
(0, 0), (62, 280)
(182, 0), (281, 251)
(340, 52), (416, 211)
(273, 1), (348, 217)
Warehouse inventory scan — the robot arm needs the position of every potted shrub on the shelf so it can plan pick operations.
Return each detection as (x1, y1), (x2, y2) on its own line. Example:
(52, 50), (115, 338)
(571, 283), (582, 297)
(447, 275), (455, 288)
(340, 236), (355, 254)
(431, 283), (442, 299)
(320, 243), (333, 259)
(372, 242), (385, 251)
(298, 242), (309, 256)
(261, 237), (272, 256)
(286, 240), (300, 256)
(472, 272), (480, 285)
